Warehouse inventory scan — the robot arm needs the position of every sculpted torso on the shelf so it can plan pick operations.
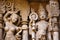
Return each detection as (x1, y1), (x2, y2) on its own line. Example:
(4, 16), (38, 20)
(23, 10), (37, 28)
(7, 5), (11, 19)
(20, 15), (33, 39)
(5, 21), (16, 33)
(4, 10), (20, 40)
(36, 20), (48, 37)
(5, 21), (16, 40)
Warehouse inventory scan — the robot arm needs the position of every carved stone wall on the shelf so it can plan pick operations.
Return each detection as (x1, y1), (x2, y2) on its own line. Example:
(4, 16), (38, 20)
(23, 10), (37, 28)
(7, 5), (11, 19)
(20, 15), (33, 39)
(0, 0), (60, 40)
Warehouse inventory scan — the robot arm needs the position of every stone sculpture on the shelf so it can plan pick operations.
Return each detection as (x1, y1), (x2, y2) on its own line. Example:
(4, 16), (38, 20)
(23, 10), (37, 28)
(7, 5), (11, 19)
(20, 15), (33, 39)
(46, 0), (59, 40)
(36, 4), (48, 40)
(29, 8), (38, 40)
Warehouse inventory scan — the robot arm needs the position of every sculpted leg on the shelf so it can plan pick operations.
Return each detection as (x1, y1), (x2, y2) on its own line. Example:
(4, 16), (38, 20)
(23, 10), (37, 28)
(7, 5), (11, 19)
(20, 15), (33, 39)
(40, 35), (46, 40)
(53, 32), (59, 40)
(48, 32), (52, 40)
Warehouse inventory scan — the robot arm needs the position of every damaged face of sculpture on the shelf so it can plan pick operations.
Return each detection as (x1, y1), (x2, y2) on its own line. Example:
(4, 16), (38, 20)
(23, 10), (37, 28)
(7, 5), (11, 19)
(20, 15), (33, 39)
(39, 12), (46, 20)
(0, 0), (59, 40)
(10, 13), (18, 23)
(31, 14), (36, 20)
(38, 5), (46, 20)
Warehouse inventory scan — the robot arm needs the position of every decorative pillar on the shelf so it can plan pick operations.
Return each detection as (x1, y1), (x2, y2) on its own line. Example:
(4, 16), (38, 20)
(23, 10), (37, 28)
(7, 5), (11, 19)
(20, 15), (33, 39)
(0, 1), (5, 40)
(19, 0), (30, 40)
(22, 25), (28, 40)
(0, 11), (3, 40)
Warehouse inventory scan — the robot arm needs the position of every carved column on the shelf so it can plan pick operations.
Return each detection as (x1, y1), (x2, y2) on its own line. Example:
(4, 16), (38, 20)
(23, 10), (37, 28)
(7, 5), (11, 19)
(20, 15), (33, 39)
(0, 1), (5, 40)
(22, 25), (28, 40)
(0, 11), (3, 40)
(18, 0), (30, 40)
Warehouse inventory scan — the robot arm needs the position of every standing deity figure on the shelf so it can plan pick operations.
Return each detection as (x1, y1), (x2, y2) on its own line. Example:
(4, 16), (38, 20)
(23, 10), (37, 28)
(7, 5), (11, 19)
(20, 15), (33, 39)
(3, 10), (21, 40)
(36, 4), (48, 40)
(46, 0), (59, 40)
(29, 8), (38, 40)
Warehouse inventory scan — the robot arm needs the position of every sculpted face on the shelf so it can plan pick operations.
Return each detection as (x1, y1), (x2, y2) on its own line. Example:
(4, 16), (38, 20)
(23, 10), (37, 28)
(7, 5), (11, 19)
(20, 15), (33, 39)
(10, 13), (18, 23)
(31, 14), (36, 20)
(39, 9), (46, 20)
(38, 4), (46, 20)
(50, 0), (58, 7)
(49, 0), (59, 16)
(39, 12), (46, 20)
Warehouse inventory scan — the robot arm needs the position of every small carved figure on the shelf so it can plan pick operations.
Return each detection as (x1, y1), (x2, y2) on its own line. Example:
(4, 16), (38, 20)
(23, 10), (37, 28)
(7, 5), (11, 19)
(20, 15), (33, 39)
(29, 8), (38, 40)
